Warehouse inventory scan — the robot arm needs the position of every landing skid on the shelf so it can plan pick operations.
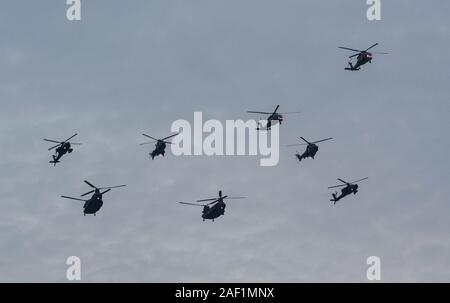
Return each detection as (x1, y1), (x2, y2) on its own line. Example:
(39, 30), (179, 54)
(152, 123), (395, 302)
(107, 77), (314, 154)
(49, 160), (60, 166)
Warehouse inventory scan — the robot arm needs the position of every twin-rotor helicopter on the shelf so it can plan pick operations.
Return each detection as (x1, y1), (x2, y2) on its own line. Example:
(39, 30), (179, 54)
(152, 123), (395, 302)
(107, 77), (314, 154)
(61, 180), (126, 216)
(179, 190), (245, 222)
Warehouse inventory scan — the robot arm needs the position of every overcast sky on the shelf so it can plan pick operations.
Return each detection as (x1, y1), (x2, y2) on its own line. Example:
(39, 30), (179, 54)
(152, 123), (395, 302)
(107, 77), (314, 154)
(0, 0), (449, 282)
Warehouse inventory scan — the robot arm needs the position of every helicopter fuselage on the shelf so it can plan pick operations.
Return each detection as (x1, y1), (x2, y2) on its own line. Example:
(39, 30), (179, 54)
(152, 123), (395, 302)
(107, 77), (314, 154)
(150, 140), (167, 159)
(261, 114), (283, 130)
(52, 142), (73, 163)
(83, 193), (104, 215)
(332, 184), (359, 203)
(296, 144), (319, 162)
(347, 52), (372, 71)
(201, 201), (226, 221)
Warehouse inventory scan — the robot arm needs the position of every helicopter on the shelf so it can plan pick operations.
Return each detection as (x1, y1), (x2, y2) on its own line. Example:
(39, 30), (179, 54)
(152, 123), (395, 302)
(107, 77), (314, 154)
(61, 180), (126, 216)
(140, 133), (179, 160)
(328, 177), (368, 204)
(247, 105), (300, 130)
(43, 133), (81, 166)
(338, 43), (388, 71)
(179, 190), (245, 222)
(286, 137), (333, 162)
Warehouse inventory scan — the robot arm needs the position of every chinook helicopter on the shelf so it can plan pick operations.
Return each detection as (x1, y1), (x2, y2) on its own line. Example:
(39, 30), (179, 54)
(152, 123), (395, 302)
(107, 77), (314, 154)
(339, 43), (388, 71)
(328, 177), (368, 204)
(61, 180), (126, 216)
(140, 133), (179, 160)
(286, 137), (333, 162)
(179, 190), (245, 222)
(43, 133), (81, 166)
(247, 105), (300, 130)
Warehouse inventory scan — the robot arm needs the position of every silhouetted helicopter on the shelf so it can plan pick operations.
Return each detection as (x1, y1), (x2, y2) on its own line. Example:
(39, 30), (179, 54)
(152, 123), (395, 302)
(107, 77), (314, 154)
(287, 137), (333, 162)
(247, 105), (300, 130)
(339, 43), (388, 71)
(43, 133), (81, 166)
(140, 133), (179, 160)
(61, 180), (126, 216)
(179, 190), (245, 222)
(328, 177), (368, 204)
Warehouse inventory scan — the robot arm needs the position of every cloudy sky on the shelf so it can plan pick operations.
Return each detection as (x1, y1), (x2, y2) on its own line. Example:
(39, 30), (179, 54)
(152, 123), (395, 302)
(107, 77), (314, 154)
(0, 0), (449, 282)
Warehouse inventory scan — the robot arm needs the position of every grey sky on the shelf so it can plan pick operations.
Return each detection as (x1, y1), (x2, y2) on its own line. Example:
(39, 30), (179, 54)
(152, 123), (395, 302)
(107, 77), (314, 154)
(0, 0), (449, 282)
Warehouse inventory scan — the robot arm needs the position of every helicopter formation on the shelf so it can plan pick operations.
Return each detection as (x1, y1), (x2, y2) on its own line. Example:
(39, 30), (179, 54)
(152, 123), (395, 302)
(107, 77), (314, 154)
(44, 43), (382, 219)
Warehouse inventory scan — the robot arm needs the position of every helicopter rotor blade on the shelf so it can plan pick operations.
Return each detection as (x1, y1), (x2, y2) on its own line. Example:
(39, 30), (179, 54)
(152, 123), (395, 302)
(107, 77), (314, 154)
(100, 189), (111, 195)
(99, 185), (126, 190)
(142, 133), (159, 141)
(62, 133), (78, 143)
(285, 143), (306, 147)
(162, 141), (173, 145)
(337, 178), (348, 184)
(349, 177), (369, 184)
(140, 141), (156, 146)
(312, 137), (333, 144)
(365, 43), (379, 52)
(43, 139), (62, 144)
(61, 196), (87, 202)
(207, 199), (220, 205)
(300, 137), (310, 144)
(69, 143), (82, 145)
(161, 133), (179, 141)
(84, 180), (97, 189)
(272, 105), (280, 114)
(328, 184), (346, 189)
(349, 53), (360, 58)
(223, 196), (246, 200)
(247, 111), (272, 115)
(196, 198), (219, 202)
(278, 111), (301, 115)
(179, 202), (206, 207)
(338, 46), (363, 52)
(48, 143), (62, 151)
(80, 189), (95, 197)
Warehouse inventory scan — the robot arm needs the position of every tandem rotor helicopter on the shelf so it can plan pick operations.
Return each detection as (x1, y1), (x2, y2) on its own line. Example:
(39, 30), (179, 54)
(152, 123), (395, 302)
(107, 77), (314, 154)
(328, 177), (368, 204)
(286, 137), (333, 162)
(61, 180), (126, 216)
(247, 105), (300, 130)
(179, 190), (246, 222)
(140, 133), (179, 160)
(339, 43), (388, 71)
(43, 133), (81, 166)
